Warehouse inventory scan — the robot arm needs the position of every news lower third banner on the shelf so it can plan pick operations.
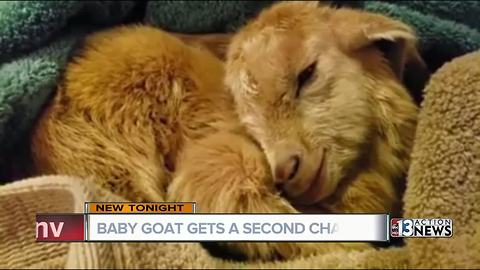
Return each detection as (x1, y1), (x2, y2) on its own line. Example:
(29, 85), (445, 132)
(36, 202), (391, 242)
(36, 203), (453, 241)
(87, 213), (388, 242)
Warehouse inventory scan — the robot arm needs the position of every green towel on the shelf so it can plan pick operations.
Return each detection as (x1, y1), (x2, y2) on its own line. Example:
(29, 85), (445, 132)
(145, 1), (275, 33)
(1, 1), (480, 180)
(0, 1), (137, 180)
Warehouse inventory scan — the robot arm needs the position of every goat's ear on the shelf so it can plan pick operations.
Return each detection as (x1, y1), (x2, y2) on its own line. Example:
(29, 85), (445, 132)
(328, 9), (430, 100)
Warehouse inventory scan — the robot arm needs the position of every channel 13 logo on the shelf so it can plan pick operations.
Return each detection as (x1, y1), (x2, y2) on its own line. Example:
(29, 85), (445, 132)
(390, 218), (453, 238)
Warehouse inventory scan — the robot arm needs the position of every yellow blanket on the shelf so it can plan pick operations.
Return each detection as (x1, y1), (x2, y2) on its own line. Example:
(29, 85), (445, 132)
(1, 50), (479, 269)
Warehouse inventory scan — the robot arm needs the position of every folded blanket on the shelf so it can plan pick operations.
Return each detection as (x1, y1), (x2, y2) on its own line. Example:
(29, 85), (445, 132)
(0, 175), (398, 269)
(1, 1), (480, 180)
(1, 50), (479, 268)
(402, 49), (480, 268)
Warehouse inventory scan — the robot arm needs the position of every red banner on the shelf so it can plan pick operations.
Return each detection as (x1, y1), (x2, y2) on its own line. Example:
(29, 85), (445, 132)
(36, 214), (85, 242)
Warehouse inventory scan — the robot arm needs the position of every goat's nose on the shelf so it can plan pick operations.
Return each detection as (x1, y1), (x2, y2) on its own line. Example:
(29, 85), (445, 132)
(274, 154), (301, 183)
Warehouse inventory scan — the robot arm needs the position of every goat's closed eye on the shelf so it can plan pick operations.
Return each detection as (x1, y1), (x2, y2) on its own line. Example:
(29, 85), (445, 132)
(296, 61), (317, 97)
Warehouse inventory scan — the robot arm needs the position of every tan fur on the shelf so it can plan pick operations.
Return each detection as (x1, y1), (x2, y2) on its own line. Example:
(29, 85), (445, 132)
(169, 130), (370, 259)
(31, 25), (240, 202)
(225, 2), (419, 214)
(31, 2), (421, 261)
(172, 32), (231, 61)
